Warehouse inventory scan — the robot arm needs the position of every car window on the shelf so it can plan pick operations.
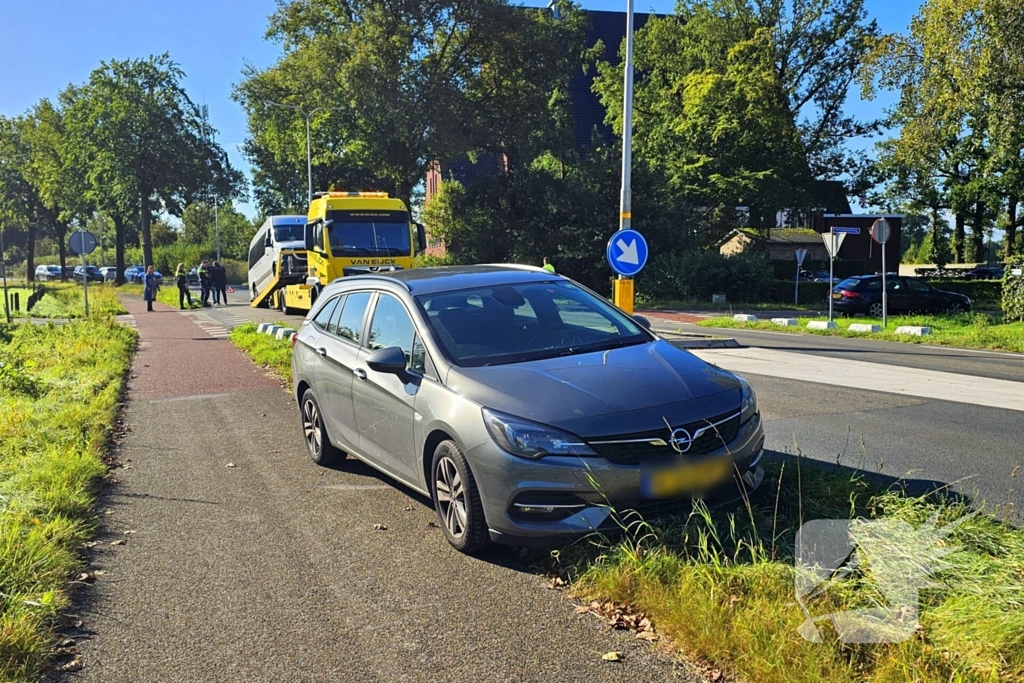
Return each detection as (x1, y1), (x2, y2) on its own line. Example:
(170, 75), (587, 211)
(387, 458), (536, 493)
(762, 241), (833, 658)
(336, 291), (372, 344)
(312, 296), (340, 331)
(326, 295), (348, 335)
(859, 279), (880, 291)
(904, 278), (931, 292)
(367, 294), (416, 364)
(410, 335), (427, 373)
(418, 281), (647, 367)
(836, 278), (860, 290)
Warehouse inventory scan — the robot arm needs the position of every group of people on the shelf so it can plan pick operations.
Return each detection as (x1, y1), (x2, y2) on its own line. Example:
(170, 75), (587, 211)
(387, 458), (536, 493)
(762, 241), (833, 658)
(167, 260), (228, 310)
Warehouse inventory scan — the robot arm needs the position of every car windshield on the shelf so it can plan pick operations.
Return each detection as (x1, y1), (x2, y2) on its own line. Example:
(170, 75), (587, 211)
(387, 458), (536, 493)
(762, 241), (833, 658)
(327, 210), (411, 257)
(274, 223), (305, 242)
(835, 278), (861, 290)
(417, 281), (649, 367)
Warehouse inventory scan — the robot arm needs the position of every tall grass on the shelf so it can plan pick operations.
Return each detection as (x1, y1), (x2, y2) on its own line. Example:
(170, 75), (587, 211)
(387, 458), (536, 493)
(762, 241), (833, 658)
(27, 285), (127, 319)
(228, 322), (294, 383)
(569, 460), (1024, 682)
(0, 319), (137, 680)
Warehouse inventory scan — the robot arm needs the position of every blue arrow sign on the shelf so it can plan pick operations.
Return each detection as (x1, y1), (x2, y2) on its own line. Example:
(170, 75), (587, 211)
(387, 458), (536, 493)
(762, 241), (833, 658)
(832, 226), (861, 234)
(606, 229), (649, 277)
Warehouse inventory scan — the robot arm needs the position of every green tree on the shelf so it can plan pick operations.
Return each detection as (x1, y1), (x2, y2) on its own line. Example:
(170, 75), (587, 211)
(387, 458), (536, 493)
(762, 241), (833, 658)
(0, 116), (46, 280)
(235, 0), (588, 214)
(63, 54), (243, 275)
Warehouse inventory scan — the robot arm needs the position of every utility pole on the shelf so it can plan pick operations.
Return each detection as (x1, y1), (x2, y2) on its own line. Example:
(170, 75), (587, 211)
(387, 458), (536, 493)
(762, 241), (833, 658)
(264, 101), (341, 202)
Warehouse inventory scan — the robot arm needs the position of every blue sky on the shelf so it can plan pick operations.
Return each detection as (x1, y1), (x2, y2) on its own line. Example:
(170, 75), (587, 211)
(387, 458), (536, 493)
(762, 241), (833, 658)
(0, 0), (918, 218)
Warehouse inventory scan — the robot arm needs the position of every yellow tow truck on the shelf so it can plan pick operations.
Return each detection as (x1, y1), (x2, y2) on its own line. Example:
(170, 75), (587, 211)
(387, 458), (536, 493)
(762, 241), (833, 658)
(270, 191), (425, 315)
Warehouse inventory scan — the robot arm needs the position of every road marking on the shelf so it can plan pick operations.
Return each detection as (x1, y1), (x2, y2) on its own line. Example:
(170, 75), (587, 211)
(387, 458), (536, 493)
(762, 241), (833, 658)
(690, 346), (1024, 413)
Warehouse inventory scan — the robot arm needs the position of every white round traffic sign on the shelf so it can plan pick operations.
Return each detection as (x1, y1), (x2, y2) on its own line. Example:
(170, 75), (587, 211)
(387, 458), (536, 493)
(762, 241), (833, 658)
(69, 230), (98, 256)
(870, 218), (891, 245)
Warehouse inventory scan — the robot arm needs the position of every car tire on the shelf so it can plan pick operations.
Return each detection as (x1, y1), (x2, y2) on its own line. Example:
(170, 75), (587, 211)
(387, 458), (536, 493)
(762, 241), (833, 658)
(947, 302), (964, 314)
(300, 389), (346, 466)
(278, 291), (294, 316)
(868, 302), (883, 318)
(430, 440), (489, 554)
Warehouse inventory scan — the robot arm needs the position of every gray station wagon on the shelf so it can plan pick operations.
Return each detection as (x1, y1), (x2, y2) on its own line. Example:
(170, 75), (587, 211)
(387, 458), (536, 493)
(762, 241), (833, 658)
(291, 265), (765, 553)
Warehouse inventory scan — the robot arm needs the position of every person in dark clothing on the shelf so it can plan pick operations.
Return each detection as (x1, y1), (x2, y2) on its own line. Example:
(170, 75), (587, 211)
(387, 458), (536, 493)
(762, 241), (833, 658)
(174, 263), (194, 310)
(143, 266), (160, 312)
(211, 260), (228, 306)
(198, 260), (212, 307)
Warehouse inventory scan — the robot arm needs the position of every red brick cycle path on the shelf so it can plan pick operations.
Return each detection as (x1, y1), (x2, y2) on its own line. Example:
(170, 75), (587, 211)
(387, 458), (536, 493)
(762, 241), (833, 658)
(121, 296), (280, 401)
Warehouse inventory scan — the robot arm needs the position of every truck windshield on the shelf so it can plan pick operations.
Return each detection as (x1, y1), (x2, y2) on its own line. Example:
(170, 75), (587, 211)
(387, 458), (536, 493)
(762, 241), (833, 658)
(326, 210), (411, 257)
(274, 224), (305, 242)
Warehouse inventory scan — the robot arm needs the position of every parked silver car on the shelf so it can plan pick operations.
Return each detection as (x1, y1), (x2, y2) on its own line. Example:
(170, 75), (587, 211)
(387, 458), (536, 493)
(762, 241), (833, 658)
(291, 265), (765, 553)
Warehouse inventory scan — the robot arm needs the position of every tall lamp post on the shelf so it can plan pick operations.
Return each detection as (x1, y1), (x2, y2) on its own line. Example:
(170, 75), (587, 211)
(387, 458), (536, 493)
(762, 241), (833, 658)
(264, 101), (340, 202)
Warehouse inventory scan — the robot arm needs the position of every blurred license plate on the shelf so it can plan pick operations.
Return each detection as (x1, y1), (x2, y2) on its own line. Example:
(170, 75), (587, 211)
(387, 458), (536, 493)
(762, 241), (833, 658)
(832, 293), (842, 299)
(641, 455), (732, 499)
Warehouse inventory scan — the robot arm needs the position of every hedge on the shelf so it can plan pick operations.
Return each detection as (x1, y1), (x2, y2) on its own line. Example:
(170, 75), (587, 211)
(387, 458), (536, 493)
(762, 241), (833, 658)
(922, 280), (1003, 309)
(1003, 256), (1024, 322)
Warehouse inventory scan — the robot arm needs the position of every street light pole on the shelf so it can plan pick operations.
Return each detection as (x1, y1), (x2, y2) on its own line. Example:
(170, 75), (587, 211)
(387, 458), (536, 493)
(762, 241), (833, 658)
(265, 101), (340, 203)
(619, 0), (635, 237)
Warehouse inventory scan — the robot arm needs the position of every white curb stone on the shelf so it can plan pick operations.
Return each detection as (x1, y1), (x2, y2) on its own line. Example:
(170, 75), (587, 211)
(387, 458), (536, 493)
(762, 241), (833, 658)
(771, 318), (798, 326)
(807, 321), (837, 330)
(848, 323), (882, 333)
(275, 327), (296, 340)
(266, 325), (281, 336)
(894, 326), (932, 336)
(257, 323), (272, 333)
(733, 314), (758, 322)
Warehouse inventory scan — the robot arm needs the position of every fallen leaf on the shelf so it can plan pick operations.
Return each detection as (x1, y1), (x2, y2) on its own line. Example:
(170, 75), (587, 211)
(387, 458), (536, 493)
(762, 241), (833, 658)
(373, 523), (387, 531)
(601, 651), (622, 662)
(426, 521), (440, 528)
(62, 657), (84, 672)
(73, 572), (97, 584)
(707, 668), (722, 682)
(574, 605), (590, 614)
(636, 631), (660, 641)
(110, 539), (126, 546)
(82, 541), (101, 549)
(226, 462), (236, 468)
(403, 505), (413, 511)
(53, 646), (79, 657)
(103, 509), (114, 515)
(123, 530), (136, 535)
(547, 576), (567, 590)
(56, 637), (76, 648)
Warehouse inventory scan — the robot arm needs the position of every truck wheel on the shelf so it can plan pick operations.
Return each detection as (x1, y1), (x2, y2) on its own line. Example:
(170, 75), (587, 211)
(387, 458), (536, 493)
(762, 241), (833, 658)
(279, 291), (294, 316)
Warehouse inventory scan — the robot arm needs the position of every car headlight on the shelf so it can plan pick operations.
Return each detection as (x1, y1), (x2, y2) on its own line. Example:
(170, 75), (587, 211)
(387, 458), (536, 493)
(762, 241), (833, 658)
(738, 376), (758, 424)
(482, 408), (597, 460)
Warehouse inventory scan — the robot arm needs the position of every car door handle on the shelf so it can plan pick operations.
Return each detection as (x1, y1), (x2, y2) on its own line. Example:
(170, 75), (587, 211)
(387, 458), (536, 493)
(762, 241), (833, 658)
(316, 347), (328, 357)
(354, 368), (367, 381)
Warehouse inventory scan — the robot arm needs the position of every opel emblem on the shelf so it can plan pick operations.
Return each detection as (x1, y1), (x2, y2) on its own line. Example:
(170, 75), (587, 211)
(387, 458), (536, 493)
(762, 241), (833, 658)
(669, 427), (693, 453)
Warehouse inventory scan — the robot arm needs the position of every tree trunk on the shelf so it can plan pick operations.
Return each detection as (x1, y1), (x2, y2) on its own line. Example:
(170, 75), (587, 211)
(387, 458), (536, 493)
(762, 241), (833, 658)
(953, 214), (965, 263)
(971, 201), (986, 263)
(26, 224), (36, 283)
(56, 222), (68, 280)
(1007, 197), (1018, 259)
(140, 192), (153, 269)
(114, 214), (126, 286)
(395, 180), (413, 211)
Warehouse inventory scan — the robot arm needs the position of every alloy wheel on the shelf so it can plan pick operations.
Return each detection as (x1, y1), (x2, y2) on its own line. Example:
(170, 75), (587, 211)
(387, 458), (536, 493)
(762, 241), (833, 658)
(302, 398), (321, 458)
(869, 302), (883, 318)
(434, 456), (468, 539)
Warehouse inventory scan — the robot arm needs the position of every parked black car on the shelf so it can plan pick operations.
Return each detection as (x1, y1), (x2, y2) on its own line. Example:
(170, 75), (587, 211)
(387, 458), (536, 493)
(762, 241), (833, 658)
(830, 275), (972, 317)
(73, 265), (104, 283)
(963, 265), (1004, 280)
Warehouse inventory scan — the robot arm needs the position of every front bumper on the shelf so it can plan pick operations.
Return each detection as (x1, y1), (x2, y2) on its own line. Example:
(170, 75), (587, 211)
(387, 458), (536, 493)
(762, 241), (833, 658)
(466, 413), (766, 547)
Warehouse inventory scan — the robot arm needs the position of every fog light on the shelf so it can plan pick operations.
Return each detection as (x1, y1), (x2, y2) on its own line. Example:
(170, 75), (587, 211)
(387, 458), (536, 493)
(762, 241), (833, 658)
(516, 505), (558, 515)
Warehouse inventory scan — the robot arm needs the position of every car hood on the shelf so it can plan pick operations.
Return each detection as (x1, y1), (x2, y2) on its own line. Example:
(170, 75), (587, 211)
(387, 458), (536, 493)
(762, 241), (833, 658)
(446, 339), (740, 430)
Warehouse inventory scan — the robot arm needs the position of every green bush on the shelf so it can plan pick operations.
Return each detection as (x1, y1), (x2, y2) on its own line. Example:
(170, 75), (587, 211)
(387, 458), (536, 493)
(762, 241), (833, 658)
(1003, 256), (1024, 322)
(639, 251), (776, 302)
(925, 279), (1003, 309)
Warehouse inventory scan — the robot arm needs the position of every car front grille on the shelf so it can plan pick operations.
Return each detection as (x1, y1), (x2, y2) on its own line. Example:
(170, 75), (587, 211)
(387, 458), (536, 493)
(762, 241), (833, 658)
(587, 410), (742, 466)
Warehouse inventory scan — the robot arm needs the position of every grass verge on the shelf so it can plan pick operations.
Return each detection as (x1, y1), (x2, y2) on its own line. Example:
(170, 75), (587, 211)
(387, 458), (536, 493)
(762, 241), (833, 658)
(568, 459), (1024, 682)
(228, 322), (293, 383)
(642, 299), (825, 312)
(26, 285), (127, 319)
(698, 312), (1024, 353)
(0, 319), (137, 680)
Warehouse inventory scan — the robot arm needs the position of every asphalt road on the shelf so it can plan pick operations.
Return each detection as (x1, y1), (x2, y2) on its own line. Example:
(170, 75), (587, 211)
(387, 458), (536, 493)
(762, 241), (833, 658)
(61, 296), (691, 683)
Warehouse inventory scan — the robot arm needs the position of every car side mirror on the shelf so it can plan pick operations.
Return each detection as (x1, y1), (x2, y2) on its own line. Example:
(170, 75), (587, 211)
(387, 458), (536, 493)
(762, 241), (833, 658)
(415, 222), (427, 254)
(633, 315), (651, 330)
(366, 346), (408, 374)
(304, 222), (315, 251)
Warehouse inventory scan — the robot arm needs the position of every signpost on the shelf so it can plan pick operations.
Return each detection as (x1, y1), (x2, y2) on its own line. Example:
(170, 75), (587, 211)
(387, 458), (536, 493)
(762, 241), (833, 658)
(0, 226), (9, 324)
(69, 230), (98, 317)
(822, 227), (853, 322)
(871, 218), (892, 328)
(794, 248), (807, 305)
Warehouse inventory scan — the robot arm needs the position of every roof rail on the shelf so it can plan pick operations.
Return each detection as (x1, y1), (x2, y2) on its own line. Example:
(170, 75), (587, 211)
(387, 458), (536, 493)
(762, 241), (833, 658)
(313, 191), (390, 199)
(330, 273), (411, 290)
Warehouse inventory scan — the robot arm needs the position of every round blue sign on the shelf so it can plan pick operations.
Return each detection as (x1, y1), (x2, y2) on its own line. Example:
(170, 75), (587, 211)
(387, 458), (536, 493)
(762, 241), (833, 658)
(606, 229), (648, 277)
